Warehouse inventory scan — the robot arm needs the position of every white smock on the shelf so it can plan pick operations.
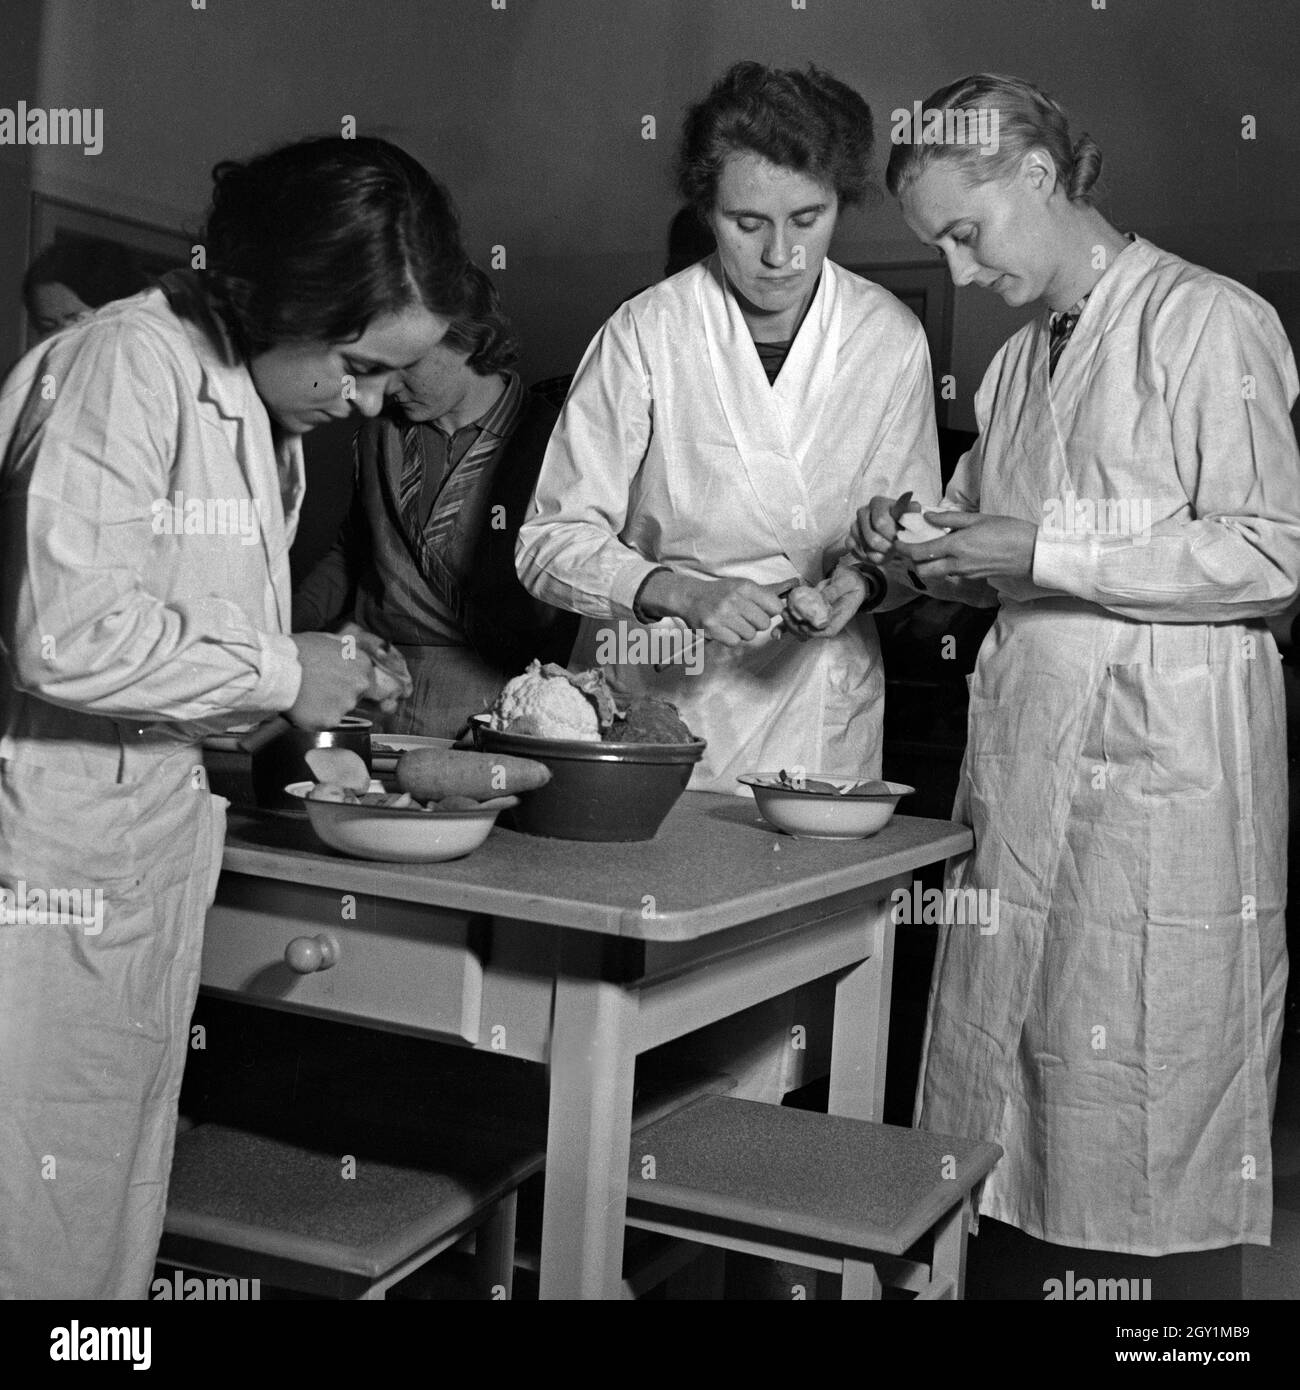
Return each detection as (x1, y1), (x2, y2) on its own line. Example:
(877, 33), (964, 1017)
(0, 277), (303, 1297)
(916, 237), (1300, 1253)
(516, 255), (939, 793)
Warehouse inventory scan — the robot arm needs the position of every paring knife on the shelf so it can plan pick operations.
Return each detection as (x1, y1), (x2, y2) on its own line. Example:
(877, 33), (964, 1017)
(889, 490), (927, 591)
(656, 578), (803, 672)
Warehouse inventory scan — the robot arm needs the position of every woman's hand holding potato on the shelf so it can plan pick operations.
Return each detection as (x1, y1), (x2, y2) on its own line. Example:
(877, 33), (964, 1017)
(637, 570), (787, 646)
(781, 567), (870, 641)
(334, 620), (413, 711)
(289, 632), (374, 730)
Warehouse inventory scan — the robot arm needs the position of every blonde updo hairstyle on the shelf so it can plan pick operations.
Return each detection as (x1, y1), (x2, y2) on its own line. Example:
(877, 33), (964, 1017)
(885, 73), (1102, 206)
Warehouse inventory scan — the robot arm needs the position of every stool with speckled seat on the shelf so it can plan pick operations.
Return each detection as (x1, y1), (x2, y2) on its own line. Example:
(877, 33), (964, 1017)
(626, 1096), (1002, 1299)
(160, 1118), (540, 1300)
(160, 1068), (737, 1299)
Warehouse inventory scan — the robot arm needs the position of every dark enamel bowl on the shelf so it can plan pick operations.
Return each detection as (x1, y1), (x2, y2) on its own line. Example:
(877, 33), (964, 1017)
(472, 719), (706, 841)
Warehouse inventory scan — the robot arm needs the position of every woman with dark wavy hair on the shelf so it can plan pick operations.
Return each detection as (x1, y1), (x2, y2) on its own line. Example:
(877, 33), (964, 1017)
(858, 74), (1300, 1284)
(0, 135), (464, 1297)
(519, 61), (940, 794)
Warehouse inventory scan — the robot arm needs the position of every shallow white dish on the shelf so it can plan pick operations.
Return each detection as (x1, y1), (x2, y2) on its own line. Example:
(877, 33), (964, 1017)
(285, 780), (516, 862)
(738, 773), (914, 840)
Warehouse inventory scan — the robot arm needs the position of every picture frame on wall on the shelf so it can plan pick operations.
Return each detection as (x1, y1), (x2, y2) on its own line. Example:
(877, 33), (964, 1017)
(25, 194), (192, 348)
(844, 260), (955, 428)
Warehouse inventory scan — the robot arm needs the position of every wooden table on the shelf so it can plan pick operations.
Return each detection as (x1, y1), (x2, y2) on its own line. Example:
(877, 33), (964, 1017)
(204, 794), (971, 1299)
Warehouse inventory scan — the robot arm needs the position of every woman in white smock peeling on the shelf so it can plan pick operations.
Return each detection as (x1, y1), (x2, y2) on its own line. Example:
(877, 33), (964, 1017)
(0, 137), (470, 1297)
(858, 74), (1300, 1285)
(517, 61), (941, 793)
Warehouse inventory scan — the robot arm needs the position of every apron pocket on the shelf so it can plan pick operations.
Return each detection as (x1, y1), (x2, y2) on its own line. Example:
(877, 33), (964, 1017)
(1101, 662), (1224, 798)
(0, 757), (145, 909)
(1101, 663), (1245, 921)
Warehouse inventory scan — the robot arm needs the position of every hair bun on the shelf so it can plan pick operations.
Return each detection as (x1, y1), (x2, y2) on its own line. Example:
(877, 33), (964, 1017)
(1068, 133), (1102, 202)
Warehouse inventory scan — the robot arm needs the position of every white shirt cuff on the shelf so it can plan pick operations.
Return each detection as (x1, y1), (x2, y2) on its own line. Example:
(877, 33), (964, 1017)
(252, 631), (304, 713)
(1031, 530), (1097, 597)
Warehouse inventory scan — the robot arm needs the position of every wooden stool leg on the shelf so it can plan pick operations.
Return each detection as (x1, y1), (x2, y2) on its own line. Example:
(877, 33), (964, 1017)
(476, 1192), (518, 1299)
(840, 1258), (883, 1300)
(931, 1195), (973, 1299)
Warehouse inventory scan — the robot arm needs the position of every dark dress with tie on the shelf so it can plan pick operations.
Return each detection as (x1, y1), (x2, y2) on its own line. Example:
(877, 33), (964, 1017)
(293, 382), (577, 736)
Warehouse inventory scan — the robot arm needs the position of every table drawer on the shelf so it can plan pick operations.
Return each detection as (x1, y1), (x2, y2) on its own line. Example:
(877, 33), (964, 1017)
(203, 873), (485, 1042)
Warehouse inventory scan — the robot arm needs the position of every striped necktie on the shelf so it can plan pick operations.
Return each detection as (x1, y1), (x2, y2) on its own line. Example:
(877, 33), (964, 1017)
(1048, 305), (1084, 379)
(397, 373), (522, 551)
(390, 374), (523, 632)
(424, 426), (495, 551)
(397, 422), (425, 536)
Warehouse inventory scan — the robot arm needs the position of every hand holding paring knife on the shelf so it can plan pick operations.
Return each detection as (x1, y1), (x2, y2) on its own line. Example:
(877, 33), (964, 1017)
(656, 575), (854, 671)
(889, 490), (927, 590)
(239, 627), (414, 747)
(328, 624), (414, 708)
(653, 577), (799, 671)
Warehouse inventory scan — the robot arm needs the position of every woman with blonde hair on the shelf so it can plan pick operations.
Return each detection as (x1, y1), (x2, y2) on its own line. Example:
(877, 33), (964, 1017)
(857, 73), (1300, 1294)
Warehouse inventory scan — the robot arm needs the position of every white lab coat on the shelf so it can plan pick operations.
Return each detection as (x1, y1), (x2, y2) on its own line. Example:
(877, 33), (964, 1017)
(916, 236), (1300, 1254)
(517, 255), (939, 794)
(0, 276), (303, 1297)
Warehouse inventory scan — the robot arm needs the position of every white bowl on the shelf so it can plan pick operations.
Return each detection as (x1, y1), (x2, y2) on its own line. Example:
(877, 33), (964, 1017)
(285, 781), (517, 862)
(738, 773), (914, 840)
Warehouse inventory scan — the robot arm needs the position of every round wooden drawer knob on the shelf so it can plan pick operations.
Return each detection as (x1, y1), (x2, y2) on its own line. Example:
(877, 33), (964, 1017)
(285, 933), (340, 974)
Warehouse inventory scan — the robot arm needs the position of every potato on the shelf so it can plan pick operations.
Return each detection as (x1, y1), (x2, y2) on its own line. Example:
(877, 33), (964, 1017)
(396, 747), (551, 800)
(305, 747), (370, 793)
(367, 662), (408, 703)
(785, 584), (831, 629)
(896, 510), (949, 544)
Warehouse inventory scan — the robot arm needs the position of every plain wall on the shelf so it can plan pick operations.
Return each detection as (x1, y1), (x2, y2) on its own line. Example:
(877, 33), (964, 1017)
(0, 2), (45, 367)
(20, 0), (1300, 434)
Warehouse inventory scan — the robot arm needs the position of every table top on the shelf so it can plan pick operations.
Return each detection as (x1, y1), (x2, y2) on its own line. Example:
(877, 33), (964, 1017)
(220, 794), (971, 942)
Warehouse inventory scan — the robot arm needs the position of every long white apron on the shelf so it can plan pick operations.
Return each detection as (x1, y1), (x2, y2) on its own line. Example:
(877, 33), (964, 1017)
(0, 281), (303, 1296)
(519, 256), (940, 794)
(916, 239), (1300, 1254)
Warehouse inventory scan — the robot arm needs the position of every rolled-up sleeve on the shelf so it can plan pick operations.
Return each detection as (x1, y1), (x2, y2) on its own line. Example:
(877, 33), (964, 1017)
(0, 323), (302, 721)
(1032, 290), (1300, 622)
(515, 307), (657, 622)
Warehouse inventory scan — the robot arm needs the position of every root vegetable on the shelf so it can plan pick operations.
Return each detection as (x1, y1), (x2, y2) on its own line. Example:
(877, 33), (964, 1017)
(396, 747), (551, 800)
(785, 584), (832, 629)
(896, 511), (949, 544)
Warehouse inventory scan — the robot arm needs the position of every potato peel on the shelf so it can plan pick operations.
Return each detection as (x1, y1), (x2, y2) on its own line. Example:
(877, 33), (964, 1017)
(304, 747), (371, 793)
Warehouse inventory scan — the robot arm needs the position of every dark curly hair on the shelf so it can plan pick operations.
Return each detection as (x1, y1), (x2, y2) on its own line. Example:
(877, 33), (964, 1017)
(439, 262), (519, 376)
(676, 62), (876, 216)
(198, 135), (475, 354)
